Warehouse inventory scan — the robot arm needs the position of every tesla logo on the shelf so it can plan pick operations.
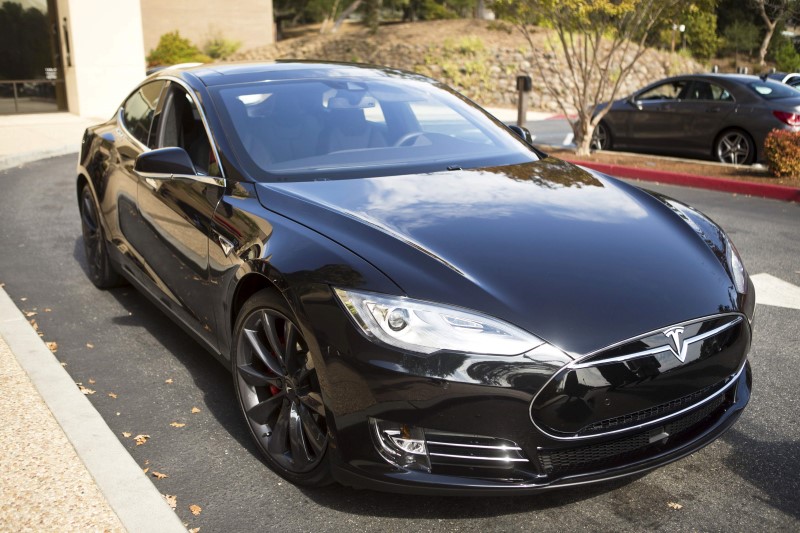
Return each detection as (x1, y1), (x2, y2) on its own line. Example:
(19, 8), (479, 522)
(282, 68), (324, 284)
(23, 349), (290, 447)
(663, 326), (688, 362)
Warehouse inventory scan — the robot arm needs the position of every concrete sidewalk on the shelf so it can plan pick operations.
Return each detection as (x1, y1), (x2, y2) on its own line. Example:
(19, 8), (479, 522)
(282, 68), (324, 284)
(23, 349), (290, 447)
(0, 113), (100, 171)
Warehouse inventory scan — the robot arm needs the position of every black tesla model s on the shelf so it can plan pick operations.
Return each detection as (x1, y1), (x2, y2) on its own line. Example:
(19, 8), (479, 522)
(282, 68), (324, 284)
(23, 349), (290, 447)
(77, 62), (754, 495)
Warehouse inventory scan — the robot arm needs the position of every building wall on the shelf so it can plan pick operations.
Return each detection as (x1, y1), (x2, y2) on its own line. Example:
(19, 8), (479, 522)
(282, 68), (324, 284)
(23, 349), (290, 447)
(140, 0), (274, 59)
(57, 0), (146, 118)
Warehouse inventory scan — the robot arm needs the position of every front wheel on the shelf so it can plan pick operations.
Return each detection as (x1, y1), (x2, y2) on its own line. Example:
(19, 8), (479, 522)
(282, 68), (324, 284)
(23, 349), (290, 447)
(715, 129), (755, 165)
(232, 290), (332, 486)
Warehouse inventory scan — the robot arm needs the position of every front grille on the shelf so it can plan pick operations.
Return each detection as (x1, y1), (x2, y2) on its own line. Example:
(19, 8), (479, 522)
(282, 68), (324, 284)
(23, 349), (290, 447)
(538, 392), (729, 476)
(425, 431), (532, 480)
(579, 381), (724, 435)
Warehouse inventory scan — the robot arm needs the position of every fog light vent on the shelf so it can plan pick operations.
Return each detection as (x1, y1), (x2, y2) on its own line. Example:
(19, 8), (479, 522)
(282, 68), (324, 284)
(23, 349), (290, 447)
(369, 418), (431, 472)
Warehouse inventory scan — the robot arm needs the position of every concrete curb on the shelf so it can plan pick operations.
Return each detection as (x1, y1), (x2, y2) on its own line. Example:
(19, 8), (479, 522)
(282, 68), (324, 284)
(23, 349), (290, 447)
(0, 288), (187, 533)
(565, 159), (800, 203)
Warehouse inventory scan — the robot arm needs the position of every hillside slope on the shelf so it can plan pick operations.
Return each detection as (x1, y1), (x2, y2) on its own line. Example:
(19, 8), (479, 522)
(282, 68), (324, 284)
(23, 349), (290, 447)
(229, 19), (705, 110)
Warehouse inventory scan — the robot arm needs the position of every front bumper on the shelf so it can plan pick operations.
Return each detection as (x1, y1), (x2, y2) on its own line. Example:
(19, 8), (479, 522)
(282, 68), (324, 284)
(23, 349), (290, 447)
(330, 361), (751, 495)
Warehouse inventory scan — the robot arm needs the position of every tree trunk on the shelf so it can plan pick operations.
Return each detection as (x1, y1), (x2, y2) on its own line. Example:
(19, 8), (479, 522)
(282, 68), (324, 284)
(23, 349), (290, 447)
(758, 20), (777, 66)
(573, 118), (595, 157)
(332, 0), (362, 33)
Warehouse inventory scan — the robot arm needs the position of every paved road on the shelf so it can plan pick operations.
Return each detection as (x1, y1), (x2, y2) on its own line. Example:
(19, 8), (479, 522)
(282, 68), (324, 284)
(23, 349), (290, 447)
(1, 155), (798, 532)
(526, 117), (574, 147)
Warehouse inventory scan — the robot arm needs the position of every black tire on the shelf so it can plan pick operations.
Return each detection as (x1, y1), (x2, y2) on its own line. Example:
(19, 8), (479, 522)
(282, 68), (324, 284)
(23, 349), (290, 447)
(591, 121), (612, 151)
(79, 185), (125, 289)
(232, 290), (332, 486)
(715, 129), (755, 165)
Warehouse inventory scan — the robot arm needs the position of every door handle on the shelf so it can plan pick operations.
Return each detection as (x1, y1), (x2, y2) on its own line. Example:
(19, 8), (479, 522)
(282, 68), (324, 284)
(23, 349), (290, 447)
(706, 107), (721, 113)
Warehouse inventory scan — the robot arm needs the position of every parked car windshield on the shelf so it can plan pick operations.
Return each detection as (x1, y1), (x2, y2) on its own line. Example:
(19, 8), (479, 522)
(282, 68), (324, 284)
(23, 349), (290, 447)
(748, 80), (800, 100)
(210, 78), (539, 182)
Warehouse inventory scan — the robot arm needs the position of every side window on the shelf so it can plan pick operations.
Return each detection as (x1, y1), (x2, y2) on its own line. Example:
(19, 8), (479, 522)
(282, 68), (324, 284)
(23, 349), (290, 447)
(121, 81), (164, 146)
(637, 81), (688, 101)
(158, 85), (219, 177)
(686, 81), (734, 102)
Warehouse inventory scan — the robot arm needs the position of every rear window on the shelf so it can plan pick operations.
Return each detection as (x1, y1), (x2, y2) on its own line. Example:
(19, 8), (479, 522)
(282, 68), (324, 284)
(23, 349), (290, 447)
(210, 77), (539, 182)
(748, 80), (800, 100)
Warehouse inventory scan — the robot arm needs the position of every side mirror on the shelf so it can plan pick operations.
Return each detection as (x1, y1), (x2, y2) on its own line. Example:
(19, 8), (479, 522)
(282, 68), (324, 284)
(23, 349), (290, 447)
(627, 95), (643, 110)
(508, 125), (534, 146)
(134, 147), (197, 177)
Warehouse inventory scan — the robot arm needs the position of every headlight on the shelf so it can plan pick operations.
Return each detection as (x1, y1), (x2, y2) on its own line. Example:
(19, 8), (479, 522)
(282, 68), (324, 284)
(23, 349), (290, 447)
(334, 288), (543, 356)
(726, 236), (747, 294)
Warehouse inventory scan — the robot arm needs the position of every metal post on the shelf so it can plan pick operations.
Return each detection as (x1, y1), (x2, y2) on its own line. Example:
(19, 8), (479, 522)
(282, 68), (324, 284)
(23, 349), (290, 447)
(12, 81), (19, 113)
(516, 75), (532, 128)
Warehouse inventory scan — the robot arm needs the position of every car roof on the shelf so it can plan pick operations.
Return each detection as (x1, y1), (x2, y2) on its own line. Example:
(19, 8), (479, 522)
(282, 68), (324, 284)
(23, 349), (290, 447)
(152, 60), (435, 88)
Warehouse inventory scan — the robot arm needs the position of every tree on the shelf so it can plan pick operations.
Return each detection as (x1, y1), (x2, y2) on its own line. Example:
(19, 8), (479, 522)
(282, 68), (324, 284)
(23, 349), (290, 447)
(751, 0), (800, 66)
(494, 0), (699, 156)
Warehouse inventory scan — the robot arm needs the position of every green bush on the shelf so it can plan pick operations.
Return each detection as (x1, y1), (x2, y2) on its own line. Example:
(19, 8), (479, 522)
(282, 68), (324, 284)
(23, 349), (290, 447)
(147, 31), (211, 67)
(771, 38), (800, 72)
(764, 129), (800, 179)
(203, 35), (242, 60)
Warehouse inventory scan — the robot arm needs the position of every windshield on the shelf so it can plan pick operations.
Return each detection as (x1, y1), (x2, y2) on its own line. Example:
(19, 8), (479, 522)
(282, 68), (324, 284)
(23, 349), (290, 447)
(748, 80), (800, 100)
(210, 77), (539, 182)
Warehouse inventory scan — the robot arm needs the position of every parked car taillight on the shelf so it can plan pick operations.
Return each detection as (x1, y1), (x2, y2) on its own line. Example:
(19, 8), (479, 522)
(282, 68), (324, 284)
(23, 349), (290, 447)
(773, 110), (800, 126)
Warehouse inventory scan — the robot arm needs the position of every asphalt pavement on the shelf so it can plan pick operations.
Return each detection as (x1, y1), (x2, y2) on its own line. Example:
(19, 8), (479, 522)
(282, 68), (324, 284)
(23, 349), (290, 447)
(1, 154), (798, 532)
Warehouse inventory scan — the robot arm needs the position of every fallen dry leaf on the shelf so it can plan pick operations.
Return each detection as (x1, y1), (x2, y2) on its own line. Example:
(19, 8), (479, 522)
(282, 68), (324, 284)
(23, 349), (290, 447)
(170, 422), (186, 428)
(108, 392), (118, 399)
(191, 407), (201, 414)
(134, 434), (150, 446)
(78, 385), (95, 395)
(0, 282), (4, 288)
(668, 502), (683, 510)
(189, 528), (200, 533)
(88, 378), (96, 384)
(163, 494), (177, 510)
(44, 307), (51, 312)
(144, 459), (150, 465)
(152, 471), (168, 480)
(60, 362), (67, 367)
(46, 341), (58, 353)
(143, 467), (149, 474)
(30, 319), (38, 330)
(165, 378), (174, 384)
(24, 311), (37, 317)
(20, 297), (27, 301)
(189, 504), (202, 516)
(38, 332), (44, 337)
(122, 432), (131, 438)
(86, 343), (94, 349)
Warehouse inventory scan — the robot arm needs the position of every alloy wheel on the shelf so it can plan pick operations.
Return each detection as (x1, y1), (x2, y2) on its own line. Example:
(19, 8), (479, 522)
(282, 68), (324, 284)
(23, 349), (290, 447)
(716, 132), (752, 165)
(591, 123), (609, 151)
(80, 188), (105, 279)
(235, 307), (327, 473)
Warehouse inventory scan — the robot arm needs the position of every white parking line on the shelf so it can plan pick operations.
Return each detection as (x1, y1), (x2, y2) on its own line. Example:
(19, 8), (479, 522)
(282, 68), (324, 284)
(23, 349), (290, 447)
(751, 273), (800, 311)
(562, 133), (574, 146)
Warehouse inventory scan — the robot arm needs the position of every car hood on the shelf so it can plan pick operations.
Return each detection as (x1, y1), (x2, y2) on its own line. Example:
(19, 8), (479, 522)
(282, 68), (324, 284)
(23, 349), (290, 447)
(255, 158), (739, 355)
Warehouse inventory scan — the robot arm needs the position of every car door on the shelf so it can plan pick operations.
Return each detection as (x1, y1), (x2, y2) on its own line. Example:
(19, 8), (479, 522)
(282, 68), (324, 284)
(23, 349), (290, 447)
(678, 81), (737, 151)
(626, 79), (689, 150)
(135, 81), (225, 351)
(105, 80), (166, 271)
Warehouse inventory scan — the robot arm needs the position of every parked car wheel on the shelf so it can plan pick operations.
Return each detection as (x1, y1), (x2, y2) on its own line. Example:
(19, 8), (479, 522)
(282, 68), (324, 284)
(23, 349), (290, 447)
(591, 121), (612, 151)
(232, 289), (332, 486)
(79, 185), (125, 289)
(715, 129), (755, 165)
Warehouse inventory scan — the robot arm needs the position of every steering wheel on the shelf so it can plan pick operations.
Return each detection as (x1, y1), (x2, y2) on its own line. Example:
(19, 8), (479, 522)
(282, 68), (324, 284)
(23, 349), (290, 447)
(393, 131), (426, 147)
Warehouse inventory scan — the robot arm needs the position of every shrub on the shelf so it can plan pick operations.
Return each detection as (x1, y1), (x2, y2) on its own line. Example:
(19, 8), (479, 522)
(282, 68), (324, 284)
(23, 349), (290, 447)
(147, 31), (211, 67)
(203, 35), (242, 60)
(764, 130), (800, 179)
(771, 37), (800, 73)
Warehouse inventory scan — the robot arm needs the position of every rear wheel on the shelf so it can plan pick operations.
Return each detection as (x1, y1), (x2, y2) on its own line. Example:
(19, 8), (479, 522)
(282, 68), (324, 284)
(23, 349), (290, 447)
(591, 121), (612, 151)
(715, 129), (755, 165)
(232, 290), (332, 486)
(79, 185), (125, 289)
